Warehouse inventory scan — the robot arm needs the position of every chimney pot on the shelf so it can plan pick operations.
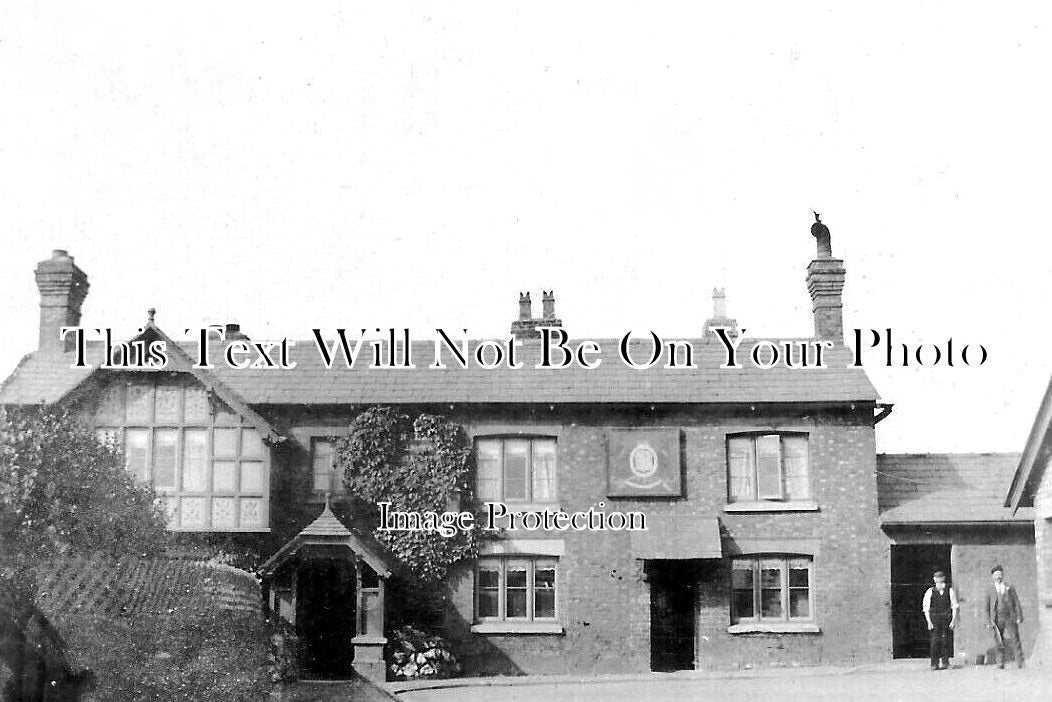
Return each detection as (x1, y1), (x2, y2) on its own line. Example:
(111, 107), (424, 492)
(542, 290), (556, 319)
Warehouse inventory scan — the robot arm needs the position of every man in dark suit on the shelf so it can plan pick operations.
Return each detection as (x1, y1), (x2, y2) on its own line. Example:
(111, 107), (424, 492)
(984, 564), (1024, 669)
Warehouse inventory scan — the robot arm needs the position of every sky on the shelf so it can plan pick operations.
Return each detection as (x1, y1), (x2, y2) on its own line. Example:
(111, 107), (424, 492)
(1, 3), (1050, 454)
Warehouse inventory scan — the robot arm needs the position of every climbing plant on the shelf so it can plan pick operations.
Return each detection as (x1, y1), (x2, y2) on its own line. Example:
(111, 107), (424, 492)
(334, 407), (480, 583)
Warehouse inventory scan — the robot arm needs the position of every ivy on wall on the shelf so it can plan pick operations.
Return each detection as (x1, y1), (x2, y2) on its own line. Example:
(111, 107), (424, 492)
(334, 407), (480, 583)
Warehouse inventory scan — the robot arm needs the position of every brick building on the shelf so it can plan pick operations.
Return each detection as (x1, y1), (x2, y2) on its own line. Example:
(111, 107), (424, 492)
(0, 231), (1035, 679)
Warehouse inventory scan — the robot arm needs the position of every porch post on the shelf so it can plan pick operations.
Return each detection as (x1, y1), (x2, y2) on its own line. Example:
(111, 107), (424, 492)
(351, 555), (388, 682)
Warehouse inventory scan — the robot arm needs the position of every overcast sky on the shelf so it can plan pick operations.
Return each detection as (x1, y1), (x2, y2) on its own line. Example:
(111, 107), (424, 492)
(1, 3), (1050, 454)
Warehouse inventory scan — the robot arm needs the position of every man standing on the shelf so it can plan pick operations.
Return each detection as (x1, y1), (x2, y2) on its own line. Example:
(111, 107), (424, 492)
(984, 565), (1024, 668)
(922, 570), (959, 670)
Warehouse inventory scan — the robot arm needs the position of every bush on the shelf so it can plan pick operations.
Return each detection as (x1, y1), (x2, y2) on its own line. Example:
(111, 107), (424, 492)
(386, 625), (462, 681)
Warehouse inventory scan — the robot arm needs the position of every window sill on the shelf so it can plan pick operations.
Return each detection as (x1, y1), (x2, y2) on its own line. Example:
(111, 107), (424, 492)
(477, 502), (562, 513)
(471, 622), (564, 635)
(727, 622), (820, 634)
(168, 527), (272, 533)
(724, 501), (819, 513)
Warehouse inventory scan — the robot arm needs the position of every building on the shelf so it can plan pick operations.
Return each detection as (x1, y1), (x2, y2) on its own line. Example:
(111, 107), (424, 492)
(1005, 374), (1052, 665)
(878, 453), (1036, 663)
(1, 226), (1033, 680)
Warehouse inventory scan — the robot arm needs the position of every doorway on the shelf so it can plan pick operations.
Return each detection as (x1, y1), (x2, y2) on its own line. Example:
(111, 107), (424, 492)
(648, 560), (701, 671)
(296, 557), (357, 678)
(891, 544), (952, 659)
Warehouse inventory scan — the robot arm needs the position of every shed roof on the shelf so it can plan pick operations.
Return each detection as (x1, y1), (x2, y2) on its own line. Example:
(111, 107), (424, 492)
(877, 452), (1033, 525)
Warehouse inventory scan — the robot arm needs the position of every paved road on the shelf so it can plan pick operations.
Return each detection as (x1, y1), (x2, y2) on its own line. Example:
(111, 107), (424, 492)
(396, 667), (1051, 702)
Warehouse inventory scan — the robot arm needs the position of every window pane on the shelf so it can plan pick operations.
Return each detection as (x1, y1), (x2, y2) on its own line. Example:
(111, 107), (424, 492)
(531, 440), (556, 502)
(214, 461), (236, 492)
(155, 385), (181, 423)
(184, 386), (210, 422)
(478, 565), (500, 619)
(732, 563), (755, 620)
(506, 562), (528, 618)
(783, 435), (810, 500)
(313, 440), (334, 492)
(534, 565), (556, 619)
(727, 436), (755, 501)
(182, 429), (208, 492)
(240, 461), (264, 493)
(756, 435), (783, 499)
(760, 564), (783, 618)
(790, 589), (810, 618)
(476, 439), (502, 500)
(153, 429), (177, 490)
(181, 497), (207, 528)
(241, 429), (263, 459)
(761, 588), (784, 618)
(214, 428), (238, 457)
(96, 383), (124, 423)
(503, 440), (529, 501)
(212, 497), (236, 529)
(789, 566), (809, 588)
(239, 498), (263, 527)
(126, 384), (153, 423)
(125, 429), (148, 482)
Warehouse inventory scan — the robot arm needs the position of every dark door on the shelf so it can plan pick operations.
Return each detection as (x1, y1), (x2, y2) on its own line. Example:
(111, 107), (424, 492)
(297, 557), (357, 678)
(649, 560), (700, 671)
(891, 544), (952, 658)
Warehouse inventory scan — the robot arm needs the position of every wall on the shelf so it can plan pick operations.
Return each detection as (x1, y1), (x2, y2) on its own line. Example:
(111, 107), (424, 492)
(884, 525), (1037, 663)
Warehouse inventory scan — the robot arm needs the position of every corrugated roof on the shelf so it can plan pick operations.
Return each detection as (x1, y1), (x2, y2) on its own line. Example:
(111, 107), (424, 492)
(877, 453), (1033, 525)
(0, 337), (880, 406)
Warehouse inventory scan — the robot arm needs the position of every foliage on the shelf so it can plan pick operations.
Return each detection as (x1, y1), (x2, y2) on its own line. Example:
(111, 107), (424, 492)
(386, 625), (462, 681)
(334, 407), (479, 583)
(0, 406), (168, 594)
(56, 607), (273, 700)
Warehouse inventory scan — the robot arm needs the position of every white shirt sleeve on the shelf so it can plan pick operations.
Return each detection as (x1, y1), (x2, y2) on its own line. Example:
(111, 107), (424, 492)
(922, 587), (932, 614)
(950, 587), (960, 611)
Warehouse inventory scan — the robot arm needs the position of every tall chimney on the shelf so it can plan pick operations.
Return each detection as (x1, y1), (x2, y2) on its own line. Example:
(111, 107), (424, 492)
(510, 290), (563, 340)
(35, 249), (89, 353)
(806, 213), (846, 343)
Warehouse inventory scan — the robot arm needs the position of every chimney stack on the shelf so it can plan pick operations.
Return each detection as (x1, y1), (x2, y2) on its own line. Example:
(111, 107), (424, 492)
(510, 290), (563, 340)
(35, 249), (89, 353)
(805, 213), (846, 343)
(703, 287), (738, 340)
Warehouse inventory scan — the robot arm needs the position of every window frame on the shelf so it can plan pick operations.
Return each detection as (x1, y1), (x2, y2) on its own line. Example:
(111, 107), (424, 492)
(726, 432), (812, 504)
(731, 555), (814, 625)
(93, 375), (270, 533)
(474, 556), (559, 624)
(474, 435), (558, 504)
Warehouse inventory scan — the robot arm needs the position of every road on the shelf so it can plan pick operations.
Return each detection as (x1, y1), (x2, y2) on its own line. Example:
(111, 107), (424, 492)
(395, 667), (1050, 702)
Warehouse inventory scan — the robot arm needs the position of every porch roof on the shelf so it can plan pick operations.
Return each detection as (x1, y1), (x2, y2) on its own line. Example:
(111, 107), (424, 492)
(260, 502), (395, 578)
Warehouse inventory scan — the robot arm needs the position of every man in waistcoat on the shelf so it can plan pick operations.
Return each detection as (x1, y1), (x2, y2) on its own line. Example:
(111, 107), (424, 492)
(984, 565), (1024, 669)
(922, 570), (958, 670)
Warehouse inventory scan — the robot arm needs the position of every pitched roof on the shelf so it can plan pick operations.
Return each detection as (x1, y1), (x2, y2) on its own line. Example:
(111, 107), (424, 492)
(1, 336), (880, 406)
(1005, 374), (1052, 510)
(259, 502), (394, 577)
(877, 453), (1033, 525)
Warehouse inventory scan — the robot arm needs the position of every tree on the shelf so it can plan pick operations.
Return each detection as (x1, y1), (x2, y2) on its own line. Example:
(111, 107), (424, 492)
(0, 406), (168, 599)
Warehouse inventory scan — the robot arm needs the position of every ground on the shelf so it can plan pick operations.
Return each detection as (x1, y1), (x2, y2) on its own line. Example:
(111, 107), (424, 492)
(390, 664), (1051, 702)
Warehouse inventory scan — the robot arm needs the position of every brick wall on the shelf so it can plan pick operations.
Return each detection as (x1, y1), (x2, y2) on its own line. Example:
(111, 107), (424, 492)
(883, 526), (1037, 663)
(423, 404), (888, 673)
